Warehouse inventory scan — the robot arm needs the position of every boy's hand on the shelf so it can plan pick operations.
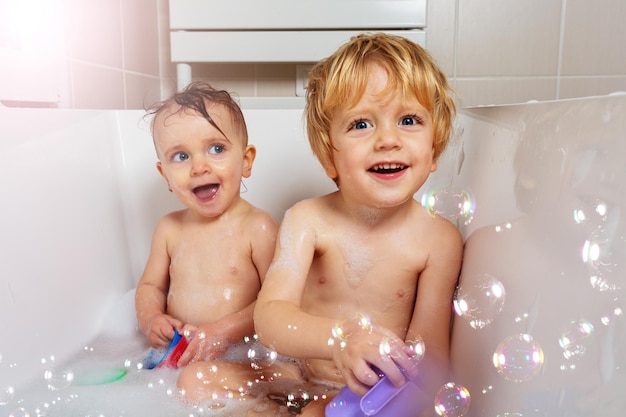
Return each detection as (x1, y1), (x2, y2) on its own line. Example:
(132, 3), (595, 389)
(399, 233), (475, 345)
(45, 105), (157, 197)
(146, 314), (183, 349)
(329, 316), (419, 396)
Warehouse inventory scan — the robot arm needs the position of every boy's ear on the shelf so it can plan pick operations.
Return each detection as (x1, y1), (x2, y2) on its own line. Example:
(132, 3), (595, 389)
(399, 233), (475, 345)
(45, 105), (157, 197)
(242, 145), (257, 178)
(430, 160), (438, 173)
(323, 164), (339, 182)
(156, 161), (172, 191)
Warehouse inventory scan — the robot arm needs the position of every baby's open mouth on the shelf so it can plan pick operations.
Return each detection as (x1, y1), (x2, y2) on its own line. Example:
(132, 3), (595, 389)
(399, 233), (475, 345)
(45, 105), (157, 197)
(368, 163), (407, 174)
(193, 184), (219, 199)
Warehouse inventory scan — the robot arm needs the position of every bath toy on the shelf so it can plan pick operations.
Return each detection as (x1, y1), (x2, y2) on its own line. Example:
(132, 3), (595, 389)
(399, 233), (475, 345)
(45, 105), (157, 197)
(143, 329), (189, 369)
(326, 367), (429, 417)
(73, 367), (127, 386)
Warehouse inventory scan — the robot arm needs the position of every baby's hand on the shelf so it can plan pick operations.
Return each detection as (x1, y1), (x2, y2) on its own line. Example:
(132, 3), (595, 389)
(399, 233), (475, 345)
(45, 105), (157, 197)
(329, 316), (418, 396)
(146, 314), (183, 349)
(176, 324), (229, 367)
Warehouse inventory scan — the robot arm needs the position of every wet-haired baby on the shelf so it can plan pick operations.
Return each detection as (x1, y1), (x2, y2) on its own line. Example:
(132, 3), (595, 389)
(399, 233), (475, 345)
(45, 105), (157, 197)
(253, 33), (463, 416)
(135, 82), (297, 409)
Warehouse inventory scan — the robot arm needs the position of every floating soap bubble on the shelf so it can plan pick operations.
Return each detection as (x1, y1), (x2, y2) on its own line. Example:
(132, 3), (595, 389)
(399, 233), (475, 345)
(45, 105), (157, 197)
(206, 389), (234, 410)
(0, 384), (15, 405)
(406, 336), (426, 364)
(581, 230), (625, 291)
(572, 196), (612, 231)
(559, 319), (594, 360)
(331, 312), (373, 346)
(434, 382), (471, 417)
(421, 183), (475, 226)
(492, 334), (544, 382)
(245, 334), (278, 370)
(601, 306), (623, 325)
(454, 274), (506, 329)
(8, 407), (29, 417)
(43, 367), (74, 391)
(287, 388), (312, 413)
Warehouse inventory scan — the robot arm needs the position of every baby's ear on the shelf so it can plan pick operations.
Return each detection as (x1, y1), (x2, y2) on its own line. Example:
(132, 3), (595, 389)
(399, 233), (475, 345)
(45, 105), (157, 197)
(242, 145), (257, 178)
(156, 161), (172, 191)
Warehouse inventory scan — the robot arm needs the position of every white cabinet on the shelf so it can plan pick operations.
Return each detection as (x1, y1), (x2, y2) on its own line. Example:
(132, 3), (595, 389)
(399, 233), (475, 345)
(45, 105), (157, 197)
(169, 0), (428, 89)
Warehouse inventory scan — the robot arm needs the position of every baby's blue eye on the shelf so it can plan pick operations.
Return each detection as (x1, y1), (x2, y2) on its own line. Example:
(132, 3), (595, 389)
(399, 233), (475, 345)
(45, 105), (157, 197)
(354, 120), (371, 130)
(172, 152), (189, 162)
(209, 144), (225, 154)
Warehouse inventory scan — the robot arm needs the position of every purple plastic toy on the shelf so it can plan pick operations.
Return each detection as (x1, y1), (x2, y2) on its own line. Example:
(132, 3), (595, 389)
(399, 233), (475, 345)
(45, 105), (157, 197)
(326, 368), (429, 417)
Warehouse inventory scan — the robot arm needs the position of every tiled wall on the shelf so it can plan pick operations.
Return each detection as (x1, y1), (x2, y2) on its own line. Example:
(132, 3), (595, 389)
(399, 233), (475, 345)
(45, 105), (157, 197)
(63, 0), (165, 109)
(3, 1), (624, 109)
(430, 0), (626, 106)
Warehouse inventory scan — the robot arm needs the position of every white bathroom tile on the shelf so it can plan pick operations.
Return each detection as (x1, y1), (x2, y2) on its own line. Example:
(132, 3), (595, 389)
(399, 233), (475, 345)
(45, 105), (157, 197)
(456, 0), (562, 77)
(559, 76), (626, 100)
(561, 0), (626, 76)
(125, 73), (162, 110)
(66, 0), (123, 69)
(455, 77), (557, 107)
(71, 61), (124, 109)
(122, 0), (160, 76)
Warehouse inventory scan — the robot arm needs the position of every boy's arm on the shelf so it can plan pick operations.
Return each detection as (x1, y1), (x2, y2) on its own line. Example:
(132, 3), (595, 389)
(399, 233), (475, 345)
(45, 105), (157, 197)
(406, 217), (463, 396)
(135, 216), (183, 348)
(254, 205), (334, 359)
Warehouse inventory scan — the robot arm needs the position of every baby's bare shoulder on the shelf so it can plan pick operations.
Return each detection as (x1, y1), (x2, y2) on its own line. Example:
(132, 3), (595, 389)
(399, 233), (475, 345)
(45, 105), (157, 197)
(154, 209), (187, 232)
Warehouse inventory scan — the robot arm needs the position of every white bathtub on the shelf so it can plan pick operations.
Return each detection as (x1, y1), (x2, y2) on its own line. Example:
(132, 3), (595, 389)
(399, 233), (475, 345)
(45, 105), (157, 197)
(1, 94), (624, 416)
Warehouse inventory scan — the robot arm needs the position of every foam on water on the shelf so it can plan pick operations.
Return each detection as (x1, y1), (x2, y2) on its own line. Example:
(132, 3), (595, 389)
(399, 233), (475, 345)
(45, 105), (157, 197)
(0, 293), (333, 417)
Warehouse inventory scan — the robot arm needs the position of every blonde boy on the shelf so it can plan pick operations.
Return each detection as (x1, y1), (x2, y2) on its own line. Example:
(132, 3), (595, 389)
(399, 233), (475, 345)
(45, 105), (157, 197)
(254, 33), (463, 416)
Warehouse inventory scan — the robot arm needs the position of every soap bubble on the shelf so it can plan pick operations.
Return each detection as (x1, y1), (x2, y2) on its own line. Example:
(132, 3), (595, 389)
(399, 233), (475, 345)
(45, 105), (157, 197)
(572, 196), (613, 231)
(558, 319), (594, 360)
(581, 230), (625, 291)
(330, 312), (373, 350)
(406, 336), (426, 364)
(287, 388), (312, 413)
(43, 367), (74, 391)
(601, 306), (623, 325)
(206, 389), (234, 410)
(0, 384), (15, 405)
(492, 334), (544, 382)
(421, 183), (475, 226)
(454, 274), (506, 329)
(245, 334), (278, 370)
(8, 407), (30, 417)
(434, 382), (471, 417)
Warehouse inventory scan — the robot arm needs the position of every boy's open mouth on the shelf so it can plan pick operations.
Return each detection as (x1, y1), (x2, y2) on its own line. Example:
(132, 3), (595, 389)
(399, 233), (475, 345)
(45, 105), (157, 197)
(368, 163), (407, 174)
(193, 184), (219, 199)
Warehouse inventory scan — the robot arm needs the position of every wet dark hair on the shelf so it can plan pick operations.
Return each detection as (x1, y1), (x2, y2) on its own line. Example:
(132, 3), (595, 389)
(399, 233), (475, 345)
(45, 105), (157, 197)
(146, 81), (248, 145)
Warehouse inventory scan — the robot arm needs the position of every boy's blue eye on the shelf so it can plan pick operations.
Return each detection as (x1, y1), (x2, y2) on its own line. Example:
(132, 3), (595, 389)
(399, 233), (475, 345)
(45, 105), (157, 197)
(400, 116), (420, 126)
(353, 120), (371, 130)
(172, 152), (189, 162)
(209, 144), (225, 154)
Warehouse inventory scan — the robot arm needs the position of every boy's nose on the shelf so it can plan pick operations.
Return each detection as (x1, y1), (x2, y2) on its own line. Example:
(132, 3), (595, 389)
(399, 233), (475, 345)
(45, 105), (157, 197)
(374, 125), (402, 150)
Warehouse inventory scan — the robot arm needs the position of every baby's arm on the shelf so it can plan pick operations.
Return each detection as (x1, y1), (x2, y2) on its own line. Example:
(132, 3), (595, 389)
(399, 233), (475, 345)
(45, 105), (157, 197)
(406, 216), (463, 396)
(177, 210), (278, 366)
(135, 216), (183, 349)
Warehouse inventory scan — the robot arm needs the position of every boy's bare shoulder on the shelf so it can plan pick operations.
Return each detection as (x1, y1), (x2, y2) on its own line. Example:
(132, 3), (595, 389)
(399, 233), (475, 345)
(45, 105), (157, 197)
(283, 195), (334, 223)
(419, 206), (463, 246)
